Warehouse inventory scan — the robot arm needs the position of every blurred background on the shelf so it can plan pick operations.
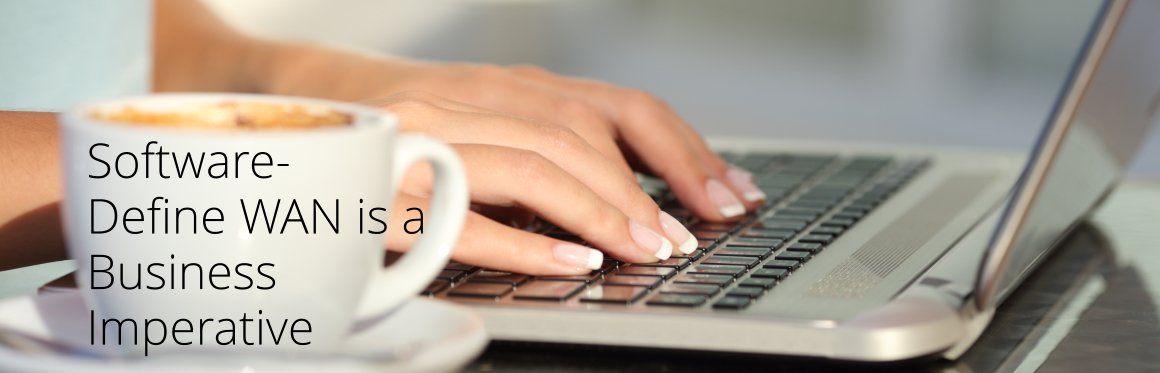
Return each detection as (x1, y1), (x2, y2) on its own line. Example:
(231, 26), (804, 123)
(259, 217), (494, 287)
(202, 0), (1159, 177)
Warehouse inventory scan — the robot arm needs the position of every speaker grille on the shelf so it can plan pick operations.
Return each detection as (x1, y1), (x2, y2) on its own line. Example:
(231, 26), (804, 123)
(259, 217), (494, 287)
(804, 175), (995, 298)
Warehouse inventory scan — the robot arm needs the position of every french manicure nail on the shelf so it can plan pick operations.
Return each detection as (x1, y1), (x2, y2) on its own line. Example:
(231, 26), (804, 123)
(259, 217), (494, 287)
(658, 211), (697, 254)
(706, 179), (745, 218)
(628, 221), (673, 260)
(553, 243), (603, 270)
(727, 166), (767, 202)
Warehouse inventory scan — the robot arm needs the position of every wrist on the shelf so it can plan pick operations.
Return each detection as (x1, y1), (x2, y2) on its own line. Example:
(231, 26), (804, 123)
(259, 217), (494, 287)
(255, 41), (429, 101)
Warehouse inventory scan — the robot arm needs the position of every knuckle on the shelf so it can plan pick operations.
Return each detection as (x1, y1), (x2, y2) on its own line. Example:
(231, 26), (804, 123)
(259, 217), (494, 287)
(382, 97), (437, 114)
(533, 122), (586, 151)
(592, 203), (625, 237)
(391, 89), (442, 102)
(506, 149), (552, 185)
(618, 89), (675, 132)
(622, 89), (663, 107)
(557, 100), (601, 121)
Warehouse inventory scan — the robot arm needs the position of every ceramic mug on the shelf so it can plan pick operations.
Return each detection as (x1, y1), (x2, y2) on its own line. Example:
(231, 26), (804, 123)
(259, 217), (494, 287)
(58, 93), (468, 357)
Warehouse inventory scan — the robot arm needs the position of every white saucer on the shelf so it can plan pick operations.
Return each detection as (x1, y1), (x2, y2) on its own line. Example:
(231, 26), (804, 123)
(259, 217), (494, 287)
(0, 291), (488, 373)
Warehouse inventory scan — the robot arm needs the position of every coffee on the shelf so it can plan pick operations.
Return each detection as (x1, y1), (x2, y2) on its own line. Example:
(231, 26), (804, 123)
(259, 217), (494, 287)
(91, 102), (352, 129)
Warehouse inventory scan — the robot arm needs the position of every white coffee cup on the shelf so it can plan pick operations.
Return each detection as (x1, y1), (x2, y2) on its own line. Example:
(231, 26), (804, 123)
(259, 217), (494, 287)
(58, 93), (468, 357)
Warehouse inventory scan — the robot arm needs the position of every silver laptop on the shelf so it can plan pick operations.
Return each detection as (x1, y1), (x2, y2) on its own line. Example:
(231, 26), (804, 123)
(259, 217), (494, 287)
(423, 0), (1160, 361)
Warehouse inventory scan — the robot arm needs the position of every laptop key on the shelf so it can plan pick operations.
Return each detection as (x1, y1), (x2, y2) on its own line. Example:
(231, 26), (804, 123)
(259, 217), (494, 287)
(446, 282), (513, 300)
(688, 264), (747, 277)
(660, 283), (721, 296)
(466, 271), (530, 286)
(692, 230), (728, 242)
(632, 257), (691, 269)
(712, 296), (753, 309)
(798, 234), (834, 244)
(738, 277), (778, 289)
(437, 270), (467, 282)
(786, 242), (823, 254)
(781, 206), (828, 215)
(727, 286), (765, 299)
(750, 268), (790, 280)
(841, 207), (869, 215)
(672, 249), (705, 261)
(769, 212), (819, 222)
(682, 222), (728, 231)
(786, 200), (834, 209)
(579, 285), (649, 305)
(538, 271), (602, 283)
(804, 187), (853, 196)
(422, 280), (450, 295)
(775, 251), (812, 262)
(810, 226), (844, 236)
(763, 260), (802, 270)
(832, 211), (865, 220)
(702, 256), (760, 268)
(729, 237), (784, 248)
(753, 220), (807, 231)
(761, 186), (791, 198)
(512, 280), (586, 301)
(687, 221), (737, 232)
(715, 247), (773, 259)
(741, 228), (795, 240)
(802, 188), (850, 196)
(674, 273), (734, 286)
(647, 293), (709, 307)
(762, 188), (790, 200)
(820, 218), (855, 228)
(615, 266), (676, 279)
(602, 275), (663, 288)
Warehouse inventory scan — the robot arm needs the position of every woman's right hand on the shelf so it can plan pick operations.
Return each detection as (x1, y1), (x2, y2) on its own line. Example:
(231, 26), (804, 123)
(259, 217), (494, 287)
(365, 91), (698, 276)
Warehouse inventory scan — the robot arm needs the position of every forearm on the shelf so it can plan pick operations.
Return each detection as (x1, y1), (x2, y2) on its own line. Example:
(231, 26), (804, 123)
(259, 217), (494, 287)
(251, 42), (431, 101)
(153, 0), (430, 101)
(0, 112), (67, 271)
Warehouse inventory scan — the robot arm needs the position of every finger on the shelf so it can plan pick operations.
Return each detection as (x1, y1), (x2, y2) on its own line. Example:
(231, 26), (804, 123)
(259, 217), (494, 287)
(386, 193), (602, 276)
(404, 71), (636, 179)
(384, 101), (693, 259)
(400, 144), (695, 262)
(507, 68), (766, 218)
(657, 104), (768, 209)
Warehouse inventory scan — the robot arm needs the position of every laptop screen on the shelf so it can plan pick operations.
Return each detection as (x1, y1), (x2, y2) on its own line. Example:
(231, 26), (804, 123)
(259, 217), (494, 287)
(977, 0), (1160, 309)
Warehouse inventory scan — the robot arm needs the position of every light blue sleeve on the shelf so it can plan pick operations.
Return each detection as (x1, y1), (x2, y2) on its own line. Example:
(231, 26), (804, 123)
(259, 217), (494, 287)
(0, 0), (152, 112)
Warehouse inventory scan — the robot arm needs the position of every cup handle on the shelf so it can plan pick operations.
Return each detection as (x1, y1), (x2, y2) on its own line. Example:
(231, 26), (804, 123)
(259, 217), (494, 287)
(354, 134), (468, 320)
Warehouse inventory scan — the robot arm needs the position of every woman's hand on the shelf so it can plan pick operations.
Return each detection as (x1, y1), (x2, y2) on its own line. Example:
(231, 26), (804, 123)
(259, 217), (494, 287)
(150, 0), (765, 274)
(242, 45), (767, 221)
(358, 63), (767, 221)
(369, 91), (699, 275)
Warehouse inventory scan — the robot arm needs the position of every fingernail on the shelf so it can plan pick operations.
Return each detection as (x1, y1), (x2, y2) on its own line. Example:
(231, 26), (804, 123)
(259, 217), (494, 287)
(628, 221), (673, 260)
(658, 211), (696, 254)
(553, 243), (603, 270)
(706, 179), (746, 218)
(727, 166), (767, 202)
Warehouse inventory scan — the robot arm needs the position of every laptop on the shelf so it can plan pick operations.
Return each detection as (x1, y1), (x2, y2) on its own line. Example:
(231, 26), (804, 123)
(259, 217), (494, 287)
(421, 0), (1160, 361)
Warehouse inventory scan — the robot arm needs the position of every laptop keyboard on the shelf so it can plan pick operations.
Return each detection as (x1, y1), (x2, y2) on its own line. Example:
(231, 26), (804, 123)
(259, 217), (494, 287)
(424, 152), (929, 310)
